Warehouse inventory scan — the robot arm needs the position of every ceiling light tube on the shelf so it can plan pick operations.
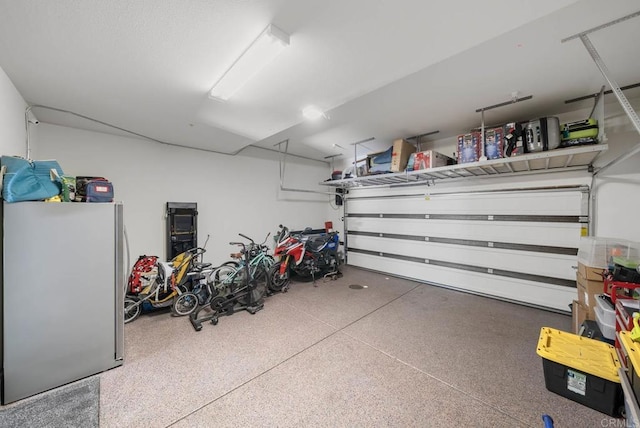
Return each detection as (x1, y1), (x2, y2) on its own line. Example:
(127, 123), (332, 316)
(209, 24), (290, 101)
(302, 105), (326, 120)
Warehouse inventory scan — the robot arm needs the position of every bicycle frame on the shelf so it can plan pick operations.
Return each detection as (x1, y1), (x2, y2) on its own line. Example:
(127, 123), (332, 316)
(189, 234), (266, 331)
(214, 244), (273, 291)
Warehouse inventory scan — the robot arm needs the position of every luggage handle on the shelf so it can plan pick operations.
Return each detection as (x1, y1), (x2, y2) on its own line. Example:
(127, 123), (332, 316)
(540, 118), (549, 151)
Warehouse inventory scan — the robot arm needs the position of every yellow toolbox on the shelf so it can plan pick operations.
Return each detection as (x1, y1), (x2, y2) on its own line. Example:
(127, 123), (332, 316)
(537, 327), (623, 416)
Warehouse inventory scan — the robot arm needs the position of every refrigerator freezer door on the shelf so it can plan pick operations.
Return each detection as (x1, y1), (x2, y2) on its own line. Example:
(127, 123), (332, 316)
(2, 202), (123, 404)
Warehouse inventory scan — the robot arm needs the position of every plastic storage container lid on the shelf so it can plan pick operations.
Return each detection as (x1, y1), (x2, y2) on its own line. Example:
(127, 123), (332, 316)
(537, 327), (621, 383)
(619, 331), (640, 377)
(578, 236), (640, 269)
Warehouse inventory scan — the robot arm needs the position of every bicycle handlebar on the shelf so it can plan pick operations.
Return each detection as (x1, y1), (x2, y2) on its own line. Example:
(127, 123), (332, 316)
(260, 232), (270, 245)
(238, 233), (253, 243)
(187, 247), (206, 254)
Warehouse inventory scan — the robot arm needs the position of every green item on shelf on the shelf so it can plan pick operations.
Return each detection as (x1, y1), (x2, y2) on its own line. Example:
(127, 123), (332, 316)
(612, 256), (640, 270)
(61, 176), (76, 202)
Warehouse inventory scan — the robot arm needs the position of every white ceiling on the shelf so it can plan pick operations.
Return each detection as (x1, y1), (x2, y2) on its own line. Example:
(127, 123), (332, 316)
(0, 0), (638, 161)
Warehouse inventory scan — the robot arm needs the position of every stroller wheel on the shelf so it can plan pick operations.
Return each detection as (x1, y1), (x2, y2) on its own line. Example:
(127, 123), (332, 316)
(124, 298), (141, 323)
(172, 292), (199, 316)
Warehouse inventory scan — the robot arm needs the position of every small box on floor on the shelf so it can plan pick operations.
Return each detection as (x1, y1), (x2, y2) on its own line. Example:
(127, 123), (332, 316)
(537, 327), (623, 417)
(457, 132), (482, 164)
(578, 320), (606, 342)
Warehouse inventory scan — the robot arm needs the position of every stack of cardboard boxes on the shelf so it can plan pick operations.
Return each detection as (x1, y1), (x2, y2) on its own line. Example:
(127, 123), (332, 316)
(573, 261), (606, 333)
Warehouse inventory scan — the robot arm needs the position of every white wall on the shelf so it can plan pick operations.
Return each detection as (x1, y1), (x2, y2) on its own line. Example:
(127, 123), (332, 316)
(32, 124), (333, 266)
(590, 102), (640, 242)
(0, 65), (27, 156)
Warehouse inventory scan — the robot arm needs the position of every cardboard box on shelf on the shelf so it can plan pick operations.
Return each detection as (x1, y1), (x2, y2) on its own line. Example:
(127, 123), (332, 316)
(412, 150), (454, 170)
(484, 127), (504, 160)
(572, 300), (589, 334)
(390, 139), (416, 172)
(577, 271), (605, 320)
(457, 132), (482, 164)
(578, 261), (605, 281)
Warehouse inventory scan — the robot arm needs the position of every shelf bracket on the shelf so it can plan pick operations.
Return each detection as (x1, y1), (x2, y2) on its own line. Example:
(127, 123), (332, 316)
(350, 137), (376, 178)
(591, 86), (607, 143)
(475, 95), (533, 162)
(276, 139), (343, 200)
(563, 154), (574, 168)
(562, 11), (640, 176)
(407, 130), (439, 152)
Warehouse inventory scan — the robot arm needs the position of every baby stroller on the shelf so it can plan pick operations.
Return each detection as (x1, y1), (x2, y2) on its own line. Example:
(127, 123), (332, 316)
(124, 238), (211, 323)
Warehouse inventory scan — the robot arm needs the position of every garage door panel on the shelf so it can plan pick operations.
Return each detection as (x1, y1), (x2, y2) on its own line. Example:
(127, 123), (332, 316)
(347, 252), (574, 312)
(347, 235), (576, 281)
(347, 191), (584, 216)
(346, 218), (581, 248)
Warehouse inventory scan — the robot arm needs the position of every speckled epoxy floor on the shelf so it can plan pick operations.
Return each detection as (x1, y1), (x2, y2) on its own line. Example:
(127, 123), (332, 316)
(99, 265), (609, 427)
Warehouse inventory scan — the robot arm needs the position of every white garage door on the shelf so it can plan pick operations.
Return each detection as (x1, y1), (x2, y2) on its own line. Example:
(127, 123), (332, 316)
(345, 185), (589, 313)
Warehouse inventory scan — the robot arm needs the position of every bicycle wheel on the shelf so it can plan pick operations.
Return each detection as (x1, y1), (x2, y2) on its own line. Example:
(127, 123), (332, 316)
(251, 264), (268, 286)
(268, 262), (289, 292)
(124, 298), (141, 324)
(212, 265), (242, 292)
(172, 292), (199, 316)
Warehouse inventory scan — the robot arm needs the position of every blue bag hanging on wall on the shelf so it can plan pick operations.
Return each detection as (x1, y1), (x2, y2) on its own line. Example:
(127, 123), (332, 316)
(0, 156), (64, 202)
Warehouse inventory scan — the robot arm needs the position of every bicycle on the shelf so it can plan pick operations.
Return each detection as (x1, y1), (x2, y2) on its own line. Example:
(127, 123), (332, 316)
(212, 233), (280, 294)
(189, 235), (267, 331)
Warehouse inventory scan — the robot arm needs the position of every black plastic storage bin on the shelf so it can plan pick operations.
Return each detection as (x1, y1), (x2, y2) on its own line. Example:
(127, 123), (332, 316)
(537, 327), (623, 417)
(542, 358), (623, 416)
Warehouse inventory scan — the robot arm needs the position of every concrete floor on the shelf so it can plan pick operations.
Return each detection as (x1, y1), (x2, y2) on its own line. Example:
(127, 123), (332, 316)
(100, 265), (610, 427)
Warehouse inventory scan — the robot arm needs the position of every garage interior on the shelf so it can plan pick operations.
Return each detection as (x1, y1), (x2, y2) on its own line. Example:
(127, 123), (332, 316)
(1, 1), (640, 427)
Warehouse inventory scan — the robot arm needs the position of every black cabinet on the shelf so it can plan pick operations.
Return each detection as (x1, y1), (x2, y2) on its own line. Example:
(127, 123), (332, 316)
(166, 202), (197, 260)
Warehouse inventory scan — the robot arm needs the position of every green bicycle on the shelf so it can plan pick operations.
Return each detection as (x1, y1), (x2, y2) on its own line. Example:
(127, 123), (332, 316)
(210, 233), (279, 296)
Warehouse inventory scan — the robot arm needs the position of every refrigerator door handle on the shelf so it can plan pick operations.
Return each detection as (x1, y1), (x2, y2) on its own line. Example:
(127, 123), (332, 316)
(114, 203), (125, 361)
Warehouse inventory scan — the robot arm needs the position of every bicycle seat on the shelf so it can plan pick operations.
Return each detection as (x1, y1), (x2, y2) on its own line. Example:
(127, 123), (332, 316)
(193, 262), (212, 270)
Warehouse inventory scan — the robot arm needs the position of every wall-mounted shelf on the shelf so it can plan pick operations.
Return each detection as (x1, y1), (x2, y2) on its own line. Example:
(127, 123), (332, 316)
(321, 144), (608, 188)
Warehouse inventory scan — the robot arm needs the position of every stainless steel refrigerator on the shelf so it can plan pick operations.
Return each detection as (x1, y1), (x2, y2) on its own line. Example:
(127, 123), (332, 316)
(1, 201), (124, 404)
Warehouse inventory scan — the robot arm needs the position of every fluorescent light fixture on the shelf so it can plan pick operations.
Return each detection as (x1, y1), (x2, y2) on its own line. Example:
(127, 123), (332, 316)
(302, 105), (326, 120)
(209, 24), (290, 101)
